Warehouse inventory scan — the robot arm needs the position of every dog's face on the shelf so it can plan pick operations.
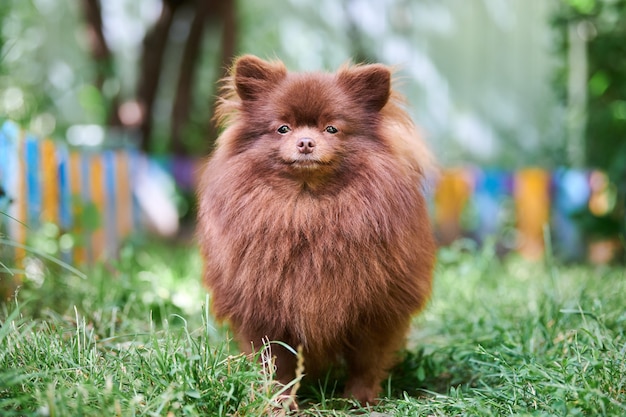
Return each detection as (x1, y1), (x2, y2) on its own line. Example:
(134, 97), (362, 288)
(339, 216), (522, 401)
(230, 56), (392, 185)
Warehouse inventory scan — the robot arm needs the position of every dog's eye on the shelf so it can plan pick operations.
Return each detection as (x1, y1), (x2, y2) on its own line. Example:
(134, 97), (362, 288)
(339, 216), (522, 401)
(325, 126), (338, 134)
(277, 125), (291, 134)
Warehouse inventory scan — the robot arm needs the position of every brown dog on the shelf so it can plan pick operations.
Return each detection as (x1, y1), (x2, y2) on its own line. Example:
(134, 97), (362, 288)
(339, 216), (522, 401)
(197, 55), (436, 406)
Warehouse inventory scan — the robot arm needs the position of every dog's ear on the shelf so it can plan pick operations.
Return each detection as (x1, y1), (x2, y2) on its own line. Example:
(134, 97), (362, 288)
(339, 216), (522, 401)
(234, 55), (287, 101)
(338, 64), (391, 112)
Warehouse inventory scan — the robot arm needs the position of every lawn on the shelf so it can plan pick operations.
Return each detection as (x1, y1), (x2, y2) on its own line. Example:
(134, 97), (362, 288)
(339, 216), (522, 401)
(0, 239), (625, 416)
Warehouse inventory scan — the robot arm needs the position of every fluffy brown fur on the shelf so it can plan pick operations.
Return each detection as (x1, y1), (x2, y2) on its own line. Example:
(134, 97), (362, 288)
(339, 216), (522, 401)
(197, 55), (436, 406)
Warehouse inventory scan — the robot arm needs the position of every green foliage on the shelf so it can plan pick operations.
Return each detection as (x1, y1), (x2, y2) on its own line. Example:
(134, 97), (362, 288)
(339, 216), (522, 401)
(77, 85), (108, 125)
(1, 240), (625, 415)
(0, 0), (115, 136)
(553, 0), (626, 242)
(568, 0), (598, 14)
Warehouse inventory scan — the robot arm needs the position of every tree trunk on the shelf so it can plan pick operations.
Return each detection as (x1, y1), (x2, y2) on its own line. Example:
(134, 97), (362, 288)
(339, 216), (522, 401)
(80, 0), (122, 126)
(170, 0), (213, 156)
(81, 0), (111, 86)
(205, 0), (237, 148)
(343, 0), (377, 64)
(136, 0), (185, 152)
(217, 0), (237, 80)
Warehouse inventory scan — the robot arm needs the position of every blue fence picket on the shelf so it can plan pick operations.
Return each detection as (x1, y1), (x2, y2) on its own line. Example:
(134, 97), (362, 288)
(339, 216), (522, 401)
(24, 134), (41, 229)
(103, 150), (118, 257)
(57, 145), (72, 231)
(0, 122), (19, 217)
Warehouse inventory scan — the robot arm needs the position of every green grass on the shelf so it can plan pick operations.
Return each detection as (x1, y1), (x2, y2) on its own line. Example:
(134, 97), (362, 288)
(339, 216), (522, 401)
(1, 239), (625, 416)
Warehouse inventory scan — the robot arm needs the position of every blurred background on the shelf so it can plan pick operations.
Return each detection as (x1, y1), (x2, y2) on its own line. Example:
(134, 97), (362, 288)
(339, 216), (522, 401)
(2, 0), (565, 162)
(0, 0), (625, 272)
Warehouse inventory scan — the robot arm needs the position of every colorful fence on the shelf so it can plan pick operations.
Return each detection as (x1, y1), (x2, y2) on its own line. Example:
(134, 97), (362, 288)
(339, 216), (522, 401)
(1, 120), (612, 270)
(431, 167), (598, 260)
(0, 120), (140, 265)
